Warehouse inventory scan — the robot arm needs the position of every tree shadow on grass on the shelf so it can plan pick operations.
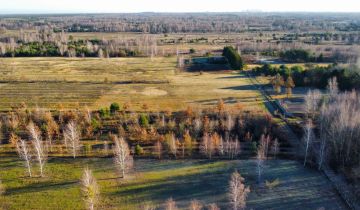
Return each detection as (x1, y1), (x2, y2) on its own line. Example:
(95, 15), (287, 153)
(6, 180), (78, 196)
(193, 97), (260, 106)
(0, 159), (22, 169)
(110, 165), (231, 209)
(220, 85), (257, 91)
(133, 159), (214, 173)
(109, 159), (348, 210)
(246, 160), (348, 210)
(216, 75), (247, 79)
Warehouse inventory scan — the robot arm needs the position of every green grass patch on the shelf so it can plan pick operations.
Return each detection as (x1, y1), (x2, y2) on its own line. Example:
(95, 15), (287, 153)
(0, 158), (347, 210)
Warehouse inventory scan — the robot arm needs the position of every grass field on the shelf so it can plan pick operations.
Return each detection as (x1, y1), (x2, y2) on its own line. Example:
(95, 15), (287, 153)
(0, 57), (263, 111)
(0, 158), (347, 210)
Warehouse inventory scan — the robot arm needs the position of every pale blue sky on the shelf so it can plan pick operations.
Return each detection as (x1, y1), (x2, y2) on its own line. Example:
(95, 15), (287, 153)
(0, 0), (359, 14)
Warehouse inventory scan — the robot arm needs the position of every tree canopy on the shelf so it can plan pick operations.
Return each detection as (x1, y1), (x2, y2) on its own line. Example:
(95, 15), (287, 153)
(223, 46), (244, 70)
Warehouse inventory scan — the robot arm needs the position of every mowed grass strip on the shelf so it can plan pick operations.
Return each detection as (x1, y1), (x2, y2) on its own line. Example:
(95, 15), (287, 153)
(0, 82), (113, 110)
(0, 57), (174, 83)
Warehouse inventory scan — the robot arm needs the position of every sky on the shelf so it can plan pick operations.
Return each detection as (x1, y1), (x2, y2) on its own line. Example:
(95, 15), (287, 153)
(0, 0), (359, 14)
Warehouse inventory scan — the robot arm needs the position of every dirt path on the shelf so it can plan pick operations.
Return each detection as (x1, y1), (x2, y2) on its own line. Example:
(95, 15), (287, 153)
(246, 72), (299, 156)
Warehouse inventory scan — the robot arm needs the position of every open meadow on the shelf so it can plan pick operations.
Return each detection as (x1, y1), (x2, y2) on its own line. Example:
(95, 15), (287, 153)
(0, 158), (347, 210)
(0, 57), (263, 111)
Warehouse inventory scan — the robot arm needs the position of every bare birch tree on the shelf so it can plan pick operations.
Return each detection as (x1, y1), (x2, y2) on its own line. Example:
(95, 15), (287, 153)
(217, 136), (225, 157)
(193, 118), (202, 138)
(16, 138), (32, 177)
(226, 114), (234, 132)
(27, 122), (47, 177)
(229, 171), (250, 210)
(230, 139), (240, 159)
(64, 121), (81, 158)
(271, 138), (280, 159)
(262, 135), (271, 159)
(224, 138), (240, 159)
(189, 199), (203, 210)
(167, 133), (177, 159)
(256, 142), (266, 183)
(183, 130), (193, 156)
(81, 168), (100, 210)
(317, 89), (360, 170)
(180, 141), (185, 158)
(225, 137), (231, 158)
(208, 203), (220, 210)
(304, 89), (322, 119)
(200, 133), (215, 159)
(303, 120), (314, 167)
(318, 104), (328, 170)
(113, 136), (133, 178)
(154, 140), (162, 159)
(165, 198), (178, 210)
(327, 77), (339, 96)
(318, 132), (327, 170)
(142, 203), (156, 210)
(98, 49), (104, 58)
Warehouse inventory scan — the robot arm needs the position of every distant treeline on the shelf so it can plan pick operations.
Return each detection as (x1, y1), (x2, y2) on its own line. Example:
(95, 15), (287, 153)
(2, 13), (360, 33)
(0, 28), (163, 58)
(253, 63), (360, 90)
(2, 41), (143, 57)
(260, 48), (350, 64)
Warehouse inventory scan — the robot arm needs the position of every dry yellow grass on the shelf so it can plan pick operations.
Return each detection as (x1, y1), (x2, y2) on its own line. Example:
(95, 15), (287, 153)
(96, 71), (263, 111)
(0, 57), (263, 111)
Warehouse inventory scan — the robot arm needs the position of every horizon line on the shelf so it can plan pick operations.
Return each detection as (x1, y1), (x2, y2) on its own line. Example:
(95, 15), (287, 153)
(1, 11), (360, 15)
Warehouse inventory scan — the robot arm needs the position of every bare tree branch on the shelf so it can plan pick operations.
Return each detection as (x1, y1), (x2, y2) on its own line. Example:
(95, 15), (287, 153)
(113, 135), (133, 178)
(81, 167), (100, 210)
